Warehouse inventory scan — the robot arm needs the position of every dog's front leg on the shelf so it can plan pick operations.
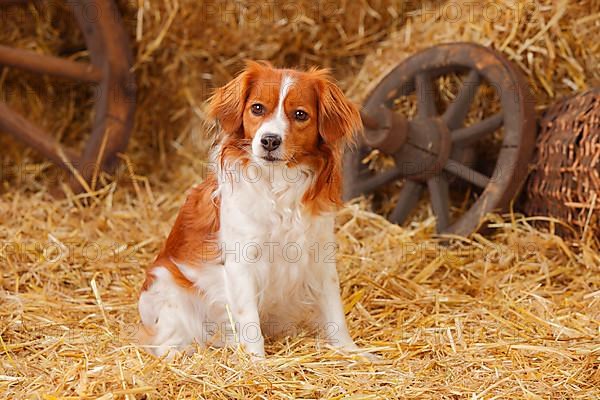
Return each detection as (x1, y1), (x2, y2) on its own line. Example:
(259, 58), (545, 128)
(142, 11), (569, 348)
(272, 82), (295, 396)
(316, 261), (359, 352)
(224, 260), (265, 358)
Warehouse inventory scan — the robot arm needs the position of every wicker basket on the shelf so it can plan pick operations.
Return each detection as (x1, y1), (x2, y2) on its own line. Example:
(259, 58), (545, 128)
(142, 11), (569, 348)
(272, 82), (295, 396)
(523, 89), (600, 237)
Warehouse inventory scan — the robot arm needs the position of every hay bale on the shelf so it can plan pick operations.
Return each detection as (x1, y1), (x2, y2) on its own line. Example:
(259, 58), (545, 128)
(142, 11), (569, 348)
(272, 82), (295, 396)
(350, 0), (600, 107)
(0, 0), (413, 175)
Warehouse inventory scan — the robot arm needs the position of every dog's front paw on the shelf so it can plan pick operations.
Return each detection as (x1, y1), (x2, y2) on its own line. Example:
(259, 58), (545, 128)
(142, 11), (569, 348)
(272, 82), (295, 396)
(332, 345), (383, 363)
(249, 351), (266, 364)
(355, 349), (383, 363)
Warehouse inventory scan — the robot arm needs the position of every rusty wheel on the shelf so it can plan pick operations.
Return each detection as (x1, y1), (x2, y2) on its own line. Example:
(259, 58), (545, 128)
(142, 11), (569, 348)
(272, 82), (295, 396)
(344, 43), (536, 236)
(0, 0), (135, 191)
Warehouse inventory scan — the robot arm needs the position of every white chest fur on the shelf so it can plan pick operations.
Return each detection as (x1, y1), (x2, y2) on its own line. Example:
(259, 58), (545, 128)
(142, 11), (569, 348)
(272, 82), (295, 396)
(218, 161), (335, 322)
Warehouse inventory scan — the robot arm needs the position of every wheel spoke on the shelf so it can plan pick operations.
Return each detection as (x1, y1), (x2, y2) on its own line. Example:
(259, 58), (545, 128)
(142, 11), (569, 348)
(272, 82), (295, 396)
(442, 69), (481, 130)
(415, 72), (437, 118)
(451, 112), (504, 145)
(0, 44), (102, 83)
(353, 167), (403, 195)
(427, 175), (451, 232)
(389, 180), (424, 224)
(444, 159), (490, 188)
(0, 101), (79, 168)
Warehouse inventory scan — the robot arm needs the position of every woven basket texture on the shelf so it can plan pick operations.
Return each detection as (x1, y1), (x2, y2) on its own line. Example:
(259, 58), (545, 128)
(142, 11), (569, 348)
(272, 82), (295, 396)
(524, 89), (600, 236)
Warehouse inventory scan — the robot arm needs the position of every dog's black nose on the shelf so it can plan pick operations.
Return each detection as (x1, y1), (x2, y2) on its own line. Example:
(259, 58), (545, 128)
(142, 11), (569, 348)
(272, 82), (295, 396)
(260, 134), (281, 151)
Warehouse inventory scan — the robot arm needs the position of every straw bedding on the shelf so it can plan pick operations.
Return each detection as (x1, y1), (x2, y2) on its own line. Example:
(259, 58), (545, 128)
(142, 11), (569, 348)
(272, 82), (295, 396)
(0, 1), (599, 398)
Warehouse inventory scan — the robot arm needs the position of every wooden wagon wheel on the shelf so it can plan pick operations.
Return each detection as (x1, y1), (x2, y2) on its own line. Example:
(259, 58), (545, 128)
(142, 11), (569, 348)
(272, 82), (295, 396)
(0, 0), (135, 191)
(344, 43), (536, 237)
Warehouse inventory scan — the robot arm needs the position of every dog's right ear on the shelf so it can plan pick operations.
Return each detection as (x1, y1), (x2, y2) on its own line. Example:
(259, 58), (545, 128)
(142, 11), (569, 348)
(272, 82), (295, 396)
(208, 61), (263, 136)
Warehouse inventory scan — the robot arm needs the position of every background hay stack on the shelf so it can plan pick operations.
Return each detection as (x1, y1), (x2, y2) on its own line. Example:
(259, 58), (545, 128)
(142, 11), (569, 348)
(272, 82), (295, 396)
(0, 1), (599, 399)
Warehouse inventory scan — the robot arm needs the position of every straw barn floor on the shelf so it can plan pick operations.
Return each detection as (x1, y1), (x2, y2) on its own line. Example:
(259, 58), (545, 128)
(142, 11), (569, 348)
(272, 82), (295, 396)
(1, 0), (599, 398)
(2, 181), (600, 399)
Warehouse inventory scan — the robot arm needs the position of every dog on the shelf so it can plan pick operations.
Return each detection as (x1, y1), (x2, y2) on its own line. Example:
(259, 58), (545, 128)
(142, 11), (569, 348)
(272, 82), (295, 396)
(137, 61), (365, 359)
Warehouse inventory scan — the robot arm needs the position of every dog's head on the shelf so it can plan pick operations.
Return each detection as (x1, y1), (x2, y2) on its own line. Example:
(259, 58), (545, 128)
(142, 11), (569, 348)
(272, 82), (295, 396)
(209, 61), (361, 163)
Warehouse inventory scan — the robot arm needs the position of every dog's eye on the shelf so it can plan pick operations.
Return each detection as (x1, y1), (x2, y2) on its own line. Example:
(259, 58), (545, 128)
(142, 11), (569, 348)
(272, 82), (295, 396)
(294, 110), (308, 121)
(251, 103), (265, 116)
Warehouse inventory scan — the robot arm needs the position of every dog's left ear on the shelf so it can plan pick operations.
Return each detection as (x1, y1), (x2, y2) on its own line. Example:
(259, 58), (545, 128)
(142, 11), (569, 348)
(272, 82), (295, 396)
(313, 70), (362, 145)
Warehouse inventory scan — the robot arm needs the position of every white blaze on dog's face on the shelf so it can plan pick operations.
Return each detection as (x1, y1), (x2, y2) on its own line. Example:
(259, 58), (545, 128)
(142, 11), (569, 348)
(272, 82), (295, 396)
(243, 70), (319, 163)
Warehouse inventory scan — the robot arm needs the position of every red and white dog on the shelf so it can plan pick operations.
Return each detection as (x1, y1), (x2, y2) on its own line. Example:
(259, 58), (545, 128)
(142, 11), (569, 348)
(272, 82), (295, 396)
(138, 61), (363, 358)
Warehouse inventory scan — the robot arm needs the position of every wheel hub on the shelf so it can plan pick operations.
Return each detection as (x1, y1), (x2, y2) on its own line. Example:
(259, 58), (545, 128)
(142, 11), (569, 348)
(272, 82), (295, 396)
(395, 117), (452, 179)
